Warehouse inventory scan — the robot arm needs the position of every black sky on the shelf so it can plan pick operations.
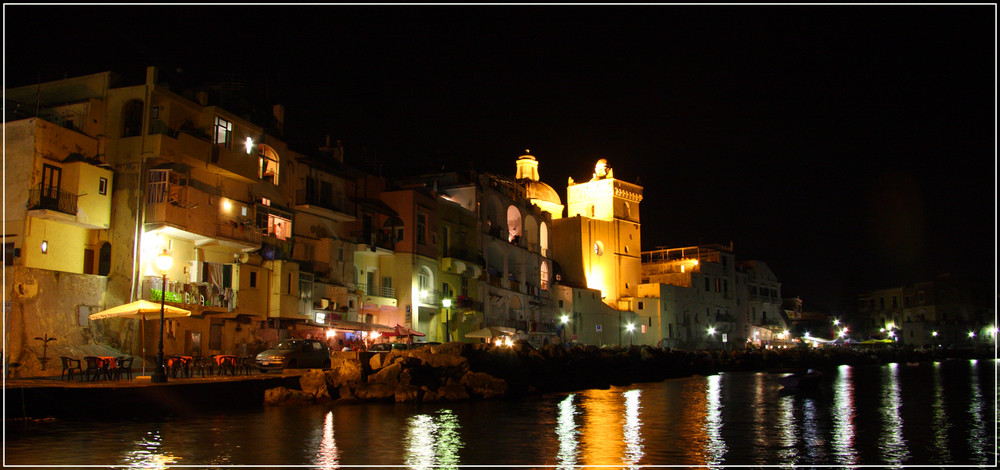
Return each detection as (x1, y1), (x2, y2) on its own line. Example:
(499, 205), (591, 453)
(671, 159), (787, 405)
(5, 5), (995, 314)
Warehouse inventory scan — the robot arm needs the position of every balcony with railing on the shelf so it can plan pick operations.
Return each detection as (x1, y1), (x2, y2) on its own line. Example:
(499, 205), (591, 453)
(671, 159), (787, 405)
(351, 229), (395, 253)
(295, 188), (356, 222)
(215, 218), (263, 246)
(355, 283), (396, 300)
(27, 184), (78, 217)
(417, 289), (444, 307)
(141, 276), (236, 311)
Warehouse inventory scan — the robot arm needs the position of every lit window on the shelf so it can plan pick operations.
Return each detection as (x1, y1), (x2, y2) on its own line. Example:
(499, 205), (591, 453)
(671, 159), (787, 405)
(259, 145), (280, 184)
(99, 177), (108, 195)
(41, 241), (48, 254)
(214, 116), (233, 149)
(540, 261), (550, 290)
(418, 267), (431, 293)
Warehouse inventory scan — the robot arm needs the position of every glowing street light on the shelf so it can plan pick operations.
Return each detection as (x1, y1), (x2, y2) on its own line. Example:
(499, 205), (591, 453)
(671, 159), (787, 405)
(707, 327), (716, 336)
(833, 319), (840, 326)
(152, 249), (173, 384)
(442, 298), (452, 342)
(626, 323), (635, 346)
(968, 331), (975, 338)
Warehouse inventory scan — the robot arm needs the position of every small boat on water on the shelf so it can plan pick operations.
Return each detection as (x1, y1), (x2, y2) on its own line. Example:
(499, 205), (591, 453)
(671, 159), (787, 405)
(778, 369), (822, 390)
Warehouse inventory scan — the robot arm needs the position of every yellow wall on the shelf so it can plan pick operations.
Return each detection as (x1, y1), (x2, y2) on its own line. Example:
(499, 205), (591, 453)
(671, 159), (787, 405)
(62, 161), (113, 228)
(23, 218), (88, 273)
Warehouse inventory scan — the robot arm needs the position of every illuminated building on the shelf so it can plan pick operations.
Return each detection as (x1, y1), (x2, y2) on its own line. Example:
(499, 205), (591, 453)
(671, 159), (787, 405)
(4, 73), (116, 366)
(552, 159), (644, 345)
(389, 155), (558, 345)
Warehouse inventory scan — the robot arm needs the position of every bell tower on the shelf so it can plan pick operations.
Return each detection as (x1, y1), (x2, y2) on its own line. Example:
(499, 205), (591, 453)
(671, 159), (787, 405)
(557, 159), (643, 308)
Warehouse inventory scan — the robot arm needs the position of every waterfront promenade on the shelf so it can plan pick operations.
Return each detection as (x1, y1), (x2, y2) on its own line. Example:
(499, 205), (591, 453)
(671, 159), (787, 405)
(5, 343), (993, 422)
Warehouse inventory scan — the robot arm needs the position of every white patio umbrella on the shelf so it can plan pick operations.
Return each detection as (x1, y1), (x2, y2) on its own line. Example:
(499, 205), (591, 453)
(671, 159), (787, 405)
(89, 300), (192, 375)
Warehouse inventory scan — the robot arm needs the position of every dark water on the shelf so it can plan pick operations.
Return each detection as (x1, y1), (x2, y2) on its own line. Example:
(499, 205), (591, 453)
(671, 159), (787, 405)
(5, 359), (996, 468)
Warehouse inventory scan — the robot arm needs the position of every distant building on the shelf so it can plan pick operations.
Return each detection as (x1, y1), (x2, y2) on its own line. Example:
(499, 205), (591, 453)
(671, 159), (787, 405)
(859, 273), (995, 347)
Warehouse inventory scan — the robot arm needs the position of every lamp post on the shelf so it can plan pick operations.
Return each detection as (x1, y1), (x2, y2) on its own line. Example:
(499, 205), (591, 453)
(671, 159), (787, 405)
(151, 249), (173, 383)
(442, 298), (452, 343)
(626, 323), (635, 346)
(560, 314), (569, 345)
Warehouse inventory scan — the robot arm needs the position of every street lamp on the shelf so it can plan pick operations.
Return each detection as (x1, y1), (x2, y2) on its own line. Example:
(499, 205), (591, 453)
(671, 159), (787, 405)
(626, 323), (635, 346)
(560, 314), (570, 345)
(442, 298), (452, 343)
(152, 249), (173, 383)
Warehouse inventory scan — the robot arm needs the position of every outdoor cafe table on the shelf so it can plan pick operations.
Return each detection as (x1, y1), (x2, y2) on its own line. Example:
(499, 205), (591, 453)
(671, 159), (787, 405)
(215, 355), (237, 375)
(96, 356), (116, 380)
(167, 356), (193, 378)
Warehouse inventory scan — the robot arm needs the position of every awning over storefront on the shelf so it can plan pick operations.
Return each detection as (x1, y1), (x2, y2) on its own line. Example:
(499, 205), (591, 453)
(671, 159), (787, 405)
(328, 319), (396, 334)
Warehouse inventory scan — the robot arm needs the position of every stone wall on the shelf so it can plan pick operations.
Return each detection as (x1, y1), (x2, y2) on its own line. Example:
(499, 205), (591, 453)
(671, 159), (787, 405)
(4, 266), (109, 375)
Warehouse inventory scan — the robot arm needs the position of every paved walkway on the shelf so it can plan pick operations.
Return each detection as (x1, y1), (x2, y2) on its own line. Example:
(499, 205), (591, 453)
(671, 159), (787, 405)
(4, 371), (303, 389)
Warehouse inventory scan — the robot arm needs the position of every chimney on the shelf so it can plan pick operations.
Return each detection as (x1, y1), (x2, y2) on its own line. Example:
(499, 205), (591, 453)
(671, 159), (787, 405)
(146, 66), (158, 86)
(319, 135), (344, 163)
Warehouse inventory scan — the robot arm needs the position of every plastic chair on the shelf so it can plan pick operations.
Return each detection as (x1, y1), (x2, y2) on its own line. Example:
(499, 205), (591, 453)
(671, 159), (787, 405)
(237, 357), (254, 376)
(82, 356), (102, 381)
(168, 356), (191, 378)
(115, 357), (134, 381)
(60, 356), (83, 381)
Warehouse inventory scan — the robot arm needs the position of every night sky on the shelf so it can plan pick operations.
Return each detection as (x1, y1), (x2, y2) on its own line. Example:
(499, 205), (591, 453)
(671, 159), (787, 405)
(5, 5), (995, 314)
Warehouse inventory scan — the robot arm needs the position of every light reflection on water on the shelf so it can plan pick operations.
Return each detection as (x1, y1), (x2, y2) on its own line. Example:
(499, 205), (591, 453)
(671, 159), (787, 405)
(622, 389), (644, 469)
(122, 430), (180, 469)
(931, 361), (952, 463)
(311, 411), (339, 469)
(404, 409), (462, 470)
(777, 386), (798, 463)
(967, 360), (988, 464)
(832, 364), (859, 465)
(555, 394), (579, 470)
(705, 374), (727, 467)
(751, 372), (768, 463)
(4, 359), (995, 467)
(879, 363), (909, 464)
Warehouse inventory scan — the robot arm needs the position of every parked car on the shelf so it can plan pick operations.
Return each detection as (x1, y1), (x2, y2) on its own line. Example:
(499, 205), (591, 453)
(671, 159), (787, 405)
(369, 342), (410, 352)
(255, 339), (331, 372)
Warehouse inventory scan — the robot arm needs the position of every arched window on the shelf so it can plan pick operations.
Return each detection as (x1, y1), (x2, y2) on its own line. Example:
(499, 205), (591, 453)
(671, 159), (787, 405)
(539, 222), (549, 257)
(259, 144), (280, 185)
(523, 215), (538, 249)
(122, 100), (144, 138)
(417, 266), (433, 297)
(540, 261), (550, 290)
(98, 242), (112, 276)
(506, 205), (522, 243)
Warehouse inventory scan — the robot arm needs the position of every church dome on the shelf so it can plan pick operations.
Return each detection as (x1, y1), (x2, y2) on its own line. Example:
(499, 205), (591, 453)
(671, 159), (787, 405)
(515, 150), (562, 206)
(524, 180), (562, 206)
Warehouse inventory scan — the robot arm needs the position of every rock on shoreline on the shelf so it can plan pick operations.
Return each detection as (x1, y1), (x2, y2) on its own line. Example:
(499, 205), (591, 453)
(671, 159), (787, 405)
(264, 342), (994, 406)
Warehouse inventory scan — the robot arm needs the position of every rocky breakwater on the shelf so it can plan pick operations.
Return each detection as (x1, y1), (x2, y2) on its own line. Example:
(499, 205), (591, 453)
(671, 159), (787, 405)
(264, 342), (994, 406)
(264, 342), (508, 406)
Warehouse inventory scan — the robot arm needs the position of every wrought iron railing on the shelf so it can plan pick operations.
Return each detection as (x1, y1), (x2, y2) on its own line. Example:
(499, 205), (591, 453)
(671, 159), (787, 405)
(355, 283), (396, 299)
(27, 184), (77, 215)
(142, 276), (237, 310)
